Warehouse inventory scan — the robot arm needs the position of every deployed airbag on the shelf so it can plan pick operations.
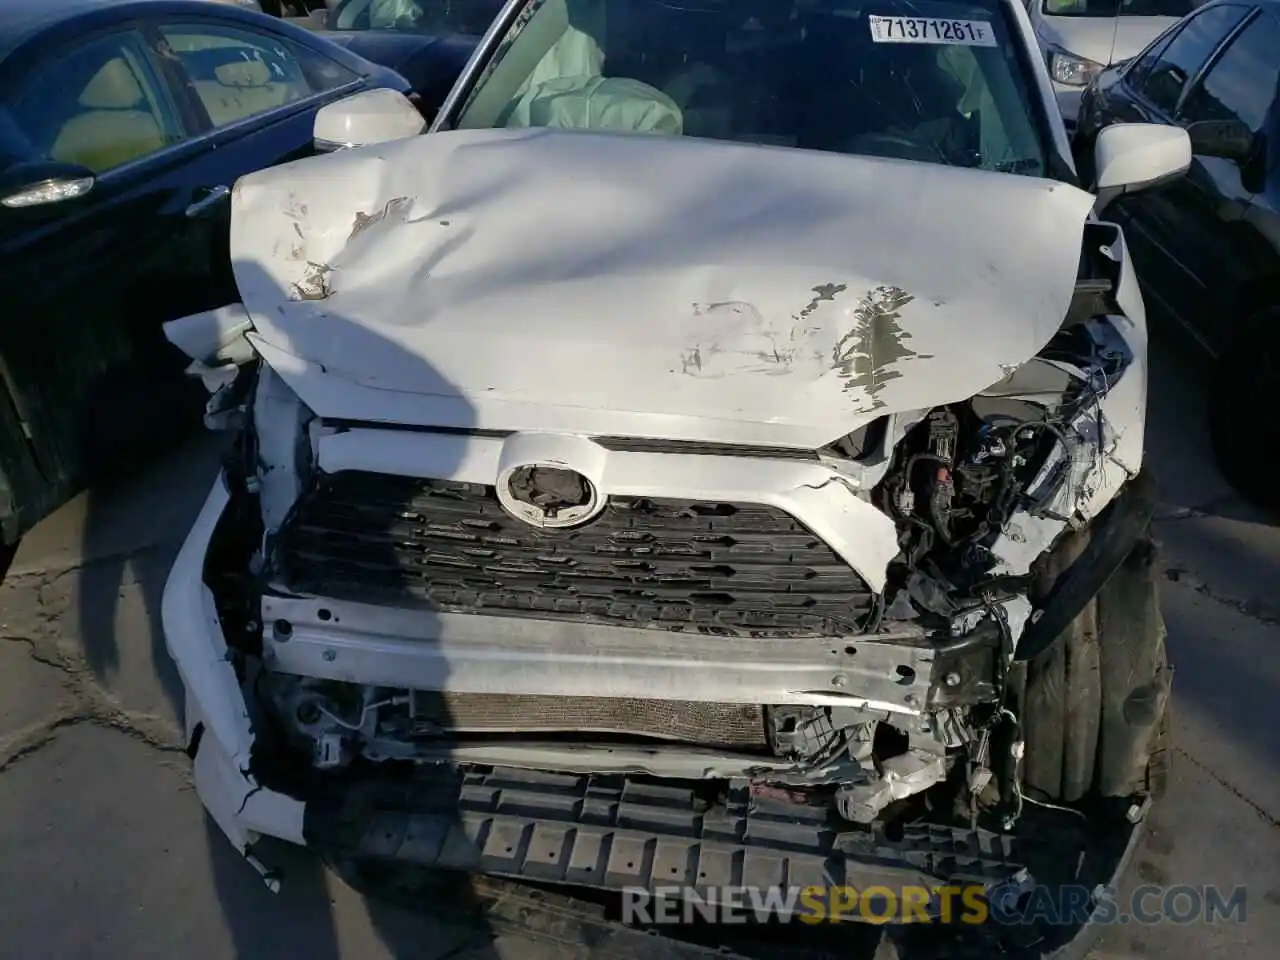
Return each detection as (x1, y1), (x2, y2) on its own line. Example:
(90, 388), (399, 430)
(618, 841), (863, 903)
(505, 75), (682, 134)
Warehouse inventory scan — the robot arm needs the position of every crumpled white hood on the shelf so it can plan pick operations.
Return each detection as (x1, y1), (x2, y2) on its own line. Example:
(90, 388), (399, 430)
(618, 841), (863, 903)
(230, 127), (1095, 447)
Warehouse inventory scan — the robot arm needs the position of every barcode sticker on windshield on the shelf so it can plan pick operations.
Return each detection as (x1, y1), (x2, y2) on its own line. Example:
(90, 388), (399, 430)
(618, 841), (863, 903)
(868, 16), (997, 46)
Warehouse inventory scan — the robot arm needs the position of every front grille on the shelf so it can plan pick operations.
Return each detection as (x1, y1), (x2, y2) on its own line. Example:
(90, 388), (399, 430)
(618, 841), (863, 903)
(272, 471), (876, 636)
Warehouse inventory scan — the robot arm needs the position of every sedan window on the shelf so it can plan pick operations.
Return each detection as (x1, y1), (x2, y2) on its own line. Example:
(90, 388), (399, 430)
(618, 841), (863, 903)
(1178, 11), (1280, 134)
(1043, 0), (1196, 16)
(333, 0), (506, 36)
(1137, 3), (1250, 115)
(6, 32), (187, 174)
(157, 24), (358, 128)
(451, 0), (1052, 177)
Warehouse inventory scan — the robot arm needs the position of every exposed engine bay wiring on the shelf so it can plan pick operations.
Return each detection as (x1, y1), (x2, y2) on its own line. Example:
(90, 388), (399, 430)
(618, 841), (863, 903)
(872, 319), (1128, 620)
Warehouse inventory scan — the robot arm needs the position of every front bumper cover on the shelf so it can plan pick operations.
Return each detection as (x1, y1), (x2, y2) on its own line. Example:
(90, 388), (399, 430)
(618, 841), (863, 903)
(161, 476), (305, 854)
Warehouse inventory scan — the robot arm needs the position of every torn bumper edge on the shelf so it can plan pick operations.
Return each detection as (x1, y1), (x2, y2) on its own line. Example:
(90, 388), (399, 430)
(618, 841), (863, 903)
(161, 475), (305, 854)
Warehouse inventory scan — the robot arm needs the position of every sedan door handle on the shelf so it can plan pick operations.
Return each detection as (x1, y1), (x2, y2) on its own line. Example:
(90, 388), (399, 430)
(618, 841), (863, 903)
(186, 185), (230, 218)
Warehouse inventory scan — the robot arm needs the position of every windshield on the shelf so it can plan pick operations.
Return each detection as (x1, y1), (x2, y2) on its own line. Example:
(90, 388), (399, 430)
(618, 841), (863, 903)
(449, 0), (1053, 178)
(1041, 0), (1195, 17)
(332, 0), (506, 34)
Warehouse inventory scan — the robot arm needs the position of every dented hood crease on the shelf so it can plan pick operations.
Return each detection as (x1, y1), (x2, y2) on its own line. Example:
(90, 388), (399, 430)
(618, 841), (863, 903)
(230, 127), (1095, 447)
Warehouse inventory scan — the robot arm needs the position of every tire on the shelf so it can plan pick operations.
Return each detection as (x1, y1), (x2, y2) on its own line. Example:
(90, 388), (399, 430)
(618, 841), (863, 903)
(1209, 308), (1280, 511)
(1018, 528), (1172, 805)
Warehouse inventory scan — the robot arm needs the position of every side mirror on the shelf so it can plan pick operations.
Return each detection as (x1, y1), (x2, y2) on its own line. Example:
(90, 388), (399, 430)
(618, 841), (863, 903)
(1185, 118), (1255, 163)
(1092, 122), (1191, 215)
(313, 88), (426, 152)
(0, 161), (95, 210)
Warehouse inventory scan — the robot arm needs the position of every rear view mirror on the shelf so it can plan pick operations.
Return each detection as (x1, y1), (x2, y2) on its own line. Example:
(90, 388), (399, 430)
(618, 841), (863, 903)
(0, 160), (95, 210)
(313, 88), (426, 153)
(1091, 123), (1191, 215)
(1185, 118), (1255, 163)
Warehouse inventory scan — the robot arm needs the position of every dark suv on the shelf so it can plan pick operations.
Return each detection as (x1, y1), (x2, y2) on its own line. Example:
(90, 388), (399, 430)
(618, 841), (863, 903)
(1075, 0), (1280, 509)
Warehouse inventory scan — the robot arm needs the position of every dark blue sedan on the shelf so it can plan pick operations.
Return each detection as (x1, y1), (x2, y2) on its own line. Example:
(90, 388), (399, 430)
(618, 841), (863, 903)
(0, 0), (415, 544)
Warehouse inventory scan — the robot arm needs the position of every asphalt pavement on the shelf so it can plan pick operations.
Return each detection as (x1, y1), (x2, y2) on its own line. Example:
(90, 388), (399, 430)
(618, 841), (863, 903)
(0, 332), (1276, 960)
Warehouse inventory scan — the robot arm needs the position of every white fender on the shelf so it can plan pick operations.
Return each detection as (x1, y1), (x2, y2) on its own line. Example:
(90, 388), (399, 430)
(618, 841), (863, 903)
(163, 303), (256, 394)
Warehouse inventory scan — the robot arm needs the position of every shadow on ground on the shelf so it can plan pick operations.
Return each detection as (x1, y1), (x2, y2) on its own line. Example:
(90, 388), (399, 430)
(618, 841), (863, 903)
(49, 253), (504, 958)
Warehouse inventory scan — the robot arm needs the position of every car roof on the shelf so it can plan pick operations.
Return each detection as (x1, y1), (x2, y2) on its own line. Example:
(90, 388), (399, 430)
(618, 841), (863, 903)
(0, 0), (261, 65)
(1197, 0), (1273, 12)
(0, 0), (124, 54)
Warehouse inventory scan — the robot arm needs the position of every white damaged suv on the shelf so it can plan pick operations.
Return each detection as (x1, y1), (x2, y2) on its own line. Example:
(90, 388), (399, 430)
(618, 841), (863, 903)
(163, 0), (1185, 933)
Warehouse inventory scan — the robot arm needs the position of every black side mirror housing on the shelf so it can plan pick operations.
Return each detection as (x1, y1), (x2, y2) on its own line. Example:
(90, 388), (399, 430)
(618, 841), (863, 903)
(406, 92), (438, 125)
(1185, 119), (1255, 163)
(0, 160), (96, 211)
(1185, 118), (1269, 192)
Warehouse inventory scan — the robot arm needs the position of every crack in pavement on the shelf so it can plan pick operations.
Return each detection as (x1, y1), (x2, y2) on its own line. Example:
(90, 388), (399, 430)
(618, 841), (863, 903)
(1161, 566), (1280, 626)
(0, 705), (187, 774)
(0, 551), (186, 775)
(1152, 501), (1280, 626)
(5, 539), (168, 590)
(0, 632), (72, 671)
(1173, 745), (1279, 829)
(1153, 495), (1278, 524)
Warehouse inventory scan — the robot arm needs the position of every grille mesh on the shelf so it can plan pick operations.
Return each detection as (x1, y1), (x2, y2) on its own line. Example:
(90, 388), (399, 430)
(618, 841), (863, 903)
(273, 471), (875, 636)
